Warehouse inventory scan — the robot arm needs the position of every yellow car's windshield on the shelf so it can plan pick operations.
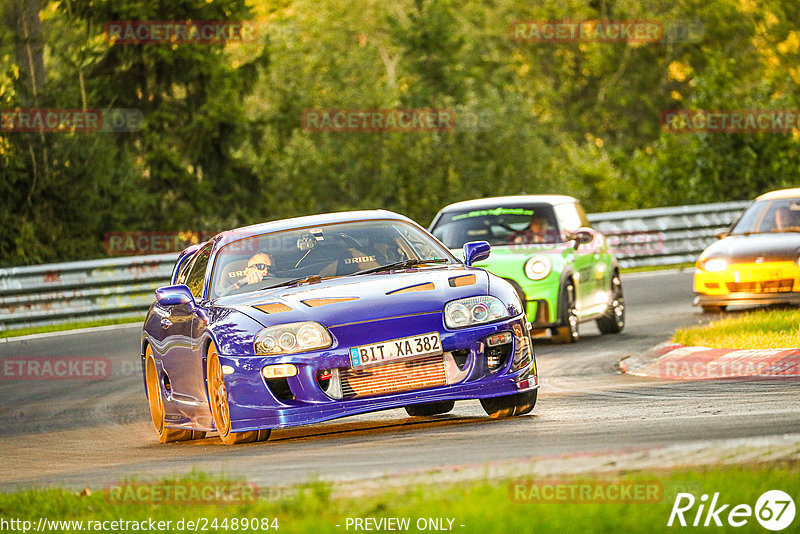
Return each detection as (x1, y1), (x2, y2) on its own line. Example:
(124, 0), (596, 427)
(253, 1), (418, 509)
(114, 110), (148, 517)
(731, 198), (800, 235)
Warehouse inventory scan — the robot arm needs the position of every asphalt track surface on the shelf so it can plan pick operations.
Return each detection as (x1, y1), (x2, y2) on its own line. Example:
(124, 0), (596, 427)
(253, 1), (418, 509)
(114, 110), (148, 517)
(1, 270), (798, 492)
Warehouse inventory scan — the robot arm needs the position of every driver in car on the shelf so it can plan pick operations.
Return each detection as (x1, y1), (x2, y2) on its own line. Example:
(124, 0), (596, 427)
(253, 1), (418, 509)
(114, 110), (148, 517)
(511, 214), (549, 245)
(773, 206), (795, 232)
(231, 252), (274, 291)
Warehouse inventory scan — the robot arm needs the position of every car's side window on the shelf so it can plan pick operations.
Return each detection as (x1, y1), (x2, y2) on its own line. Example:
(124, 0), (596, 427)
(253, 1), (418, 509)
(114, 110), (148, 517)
(174, 252), (197, 285)
(398, 226), (439, 259)
(184, 243), (213, 300)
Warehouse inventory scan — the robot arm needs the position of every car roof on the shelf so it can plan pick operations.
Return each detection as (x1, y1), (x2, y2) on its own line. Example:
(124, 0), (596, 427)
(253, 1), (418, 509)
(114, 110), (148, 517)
(435, 195), (578, 213)
(213, 209), (414, 248)
(756, 188), (800, 201)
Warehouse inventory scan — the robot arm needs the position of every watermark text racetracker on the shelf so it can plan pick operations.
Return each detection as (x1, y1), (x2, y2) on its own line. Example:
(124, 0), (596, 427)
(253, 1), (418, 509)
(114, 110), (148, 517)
(104, 20), (263, 45)
(302, 109), (455, 132)
(105, 481), (259, 505)
(1, 357), (111, 381)
(662, 109), (800, 133)
(510, 480), (663, 503)
(104, 231), (219, 256)
(103, 230), (308, 255)
(510, 20), (703, 43)
(511, 20), (663, 43)
(0, 109), (142, 133)
(659, 351), (800, 380)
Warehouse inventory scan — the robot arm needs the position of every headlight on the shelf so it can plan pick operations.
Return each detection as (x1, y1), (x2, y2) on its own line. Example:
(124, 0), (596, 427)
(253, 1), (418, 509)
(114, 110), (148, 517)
(444, 296), (509, 329)
(524, 256), (552, 280)
(701, 258), (728, 272)
(254, 321), (332, 355)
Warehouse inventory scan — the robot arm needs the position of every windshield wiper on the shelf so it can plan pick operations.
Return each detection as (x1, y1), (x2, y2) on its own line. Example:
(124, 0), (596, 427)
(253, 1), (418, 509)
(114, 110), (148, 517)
(261, 275), (322, 290)
(351, 258), (449, 276)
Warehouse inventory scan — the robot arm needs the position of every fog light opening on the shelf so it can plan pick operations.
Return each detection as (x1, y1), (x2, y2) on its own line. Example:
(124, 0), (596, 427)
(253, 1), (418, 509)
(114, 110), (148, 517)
(316, 368), (343, 400)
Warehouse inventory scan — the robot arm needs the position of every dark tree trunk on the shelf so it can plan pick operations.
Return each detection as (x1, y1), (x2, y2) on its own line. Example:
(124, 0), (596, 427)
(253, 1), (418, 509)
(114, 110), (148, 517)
(11, 0), (46, 106)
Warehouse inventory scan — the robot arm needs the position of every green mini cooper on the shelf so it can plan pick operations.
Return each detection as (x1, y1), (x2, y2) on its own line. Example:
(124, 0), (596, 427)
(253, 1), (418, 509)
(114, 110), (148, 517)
(429, 195), (624, 342)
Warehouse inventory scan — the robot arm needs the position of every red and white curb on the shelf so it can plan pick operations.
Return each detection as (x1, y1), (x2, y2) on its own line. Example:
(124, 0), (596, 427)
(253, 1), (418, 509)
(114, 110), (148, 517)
(620, 342), (800, 380)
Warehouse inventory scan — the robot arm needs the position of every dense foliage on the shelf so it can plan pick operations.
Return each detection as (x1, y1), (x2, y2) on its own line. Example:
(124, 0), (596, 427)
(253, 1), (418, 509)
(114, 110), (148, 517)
(2, 0), (799, 265)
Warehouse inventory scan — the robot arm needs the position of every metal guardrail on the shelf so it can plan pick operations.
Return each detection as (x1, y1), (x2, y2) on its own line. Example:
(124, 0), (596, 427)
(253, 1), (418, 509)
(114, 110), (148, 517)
(0, 200), (750, 331)
(0, 254), (176, 331)
(588, 200), (750, 269)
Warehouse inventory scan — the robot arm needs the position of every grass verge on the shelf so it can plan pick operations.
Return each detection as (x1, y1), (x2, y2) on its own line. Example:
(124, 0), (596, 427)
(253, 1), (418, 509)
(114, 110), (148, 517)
(0, 316), (145, 339)
(0, 463), (797, 533)
(674, 308), (800, 349)
(620, 262), (695, 274)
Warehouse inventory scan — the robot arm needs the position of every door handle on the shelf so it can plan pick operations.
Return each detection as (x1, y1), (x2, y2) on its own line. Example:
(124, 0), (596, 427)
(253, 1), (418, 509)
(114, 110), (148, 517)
(160, 318), (173, 329)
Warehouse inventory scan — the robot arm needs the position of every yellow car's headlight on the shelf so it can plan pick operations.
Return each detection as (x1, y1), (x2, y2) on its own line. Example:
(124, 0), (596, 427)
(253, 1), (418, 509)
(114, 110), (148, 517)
(701, 258), (728, 272)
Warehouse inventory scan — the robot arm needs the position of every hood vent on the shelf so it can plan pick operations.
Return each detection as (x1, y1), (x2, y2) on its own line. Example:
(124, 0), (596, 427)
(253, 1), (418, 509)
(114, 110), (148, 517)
(448, 274), (476, 287)
(387, 282), (435, 295)
(302, 297), (359, 307)
(253, 302), (293, 314)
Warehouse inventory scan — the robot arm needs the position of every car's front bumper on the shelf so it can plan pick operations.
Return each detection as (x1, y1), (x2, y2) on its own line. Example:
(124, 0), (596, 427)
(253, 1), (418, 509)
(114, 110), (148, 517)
(693, 261), (800, 307)
(217, 314), (537, 432)
(517, 280), (560, 326)
(694, 292), (800, 307)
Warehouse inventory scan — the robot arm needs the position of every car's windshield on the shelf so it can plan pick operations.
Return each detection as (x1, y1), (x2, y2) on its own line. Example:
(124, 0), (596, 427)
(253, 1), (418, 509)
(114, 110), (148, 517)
(431, 205), (562, 248)
(730, 198), (800, 235)
(210, 219), (455, 298)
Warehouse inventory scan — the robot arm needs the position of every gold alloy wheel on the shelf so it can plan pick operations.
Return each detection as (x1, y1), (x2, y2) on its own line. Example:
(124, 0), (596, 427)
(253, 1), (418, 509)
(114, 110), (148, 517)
(207, 341), (270, 445)
(145, 345), (205, 443)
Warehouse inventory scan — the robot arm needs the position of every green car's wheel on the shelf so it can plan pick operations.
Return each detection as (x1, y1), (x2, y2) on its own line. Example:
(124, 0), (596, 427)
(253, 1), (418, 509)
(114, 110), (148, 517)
(551, 281), (578, 343)
(480, 389), (537, 418)
(405, 400), (455, 417)
(597, 273), (625, 334)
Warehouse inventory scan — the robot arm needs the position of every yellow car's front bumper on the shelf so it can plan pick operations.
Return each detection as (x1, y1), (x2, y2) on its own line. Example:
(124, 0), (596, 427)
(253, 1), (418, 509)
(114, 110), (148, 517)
(694, 260), (800, 307)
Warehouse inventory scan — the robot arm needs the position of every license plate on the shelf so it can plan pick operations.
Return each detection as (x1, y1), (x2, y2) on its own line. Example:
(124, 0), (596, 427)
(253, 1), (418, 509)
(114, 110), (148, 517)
(349, 332), (442, 368)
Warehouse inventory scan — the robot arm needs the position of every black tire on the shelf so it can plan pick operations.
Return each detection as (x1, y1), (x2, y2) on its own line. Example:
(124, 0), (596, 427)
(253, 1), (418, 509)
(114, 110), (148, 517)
(551, 281), (578, 343)
(701, 305), (727, 314)
(597, 272), (625, 334)
(405, 400), (455, 417)
(480, 389), (538, 419)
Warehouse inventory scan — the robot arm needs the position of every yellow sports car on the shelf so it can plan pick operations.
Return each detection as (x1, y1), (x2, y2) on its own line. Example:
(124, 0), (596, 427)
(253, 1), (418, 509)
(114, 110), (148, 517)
(694, 188), (800, 313)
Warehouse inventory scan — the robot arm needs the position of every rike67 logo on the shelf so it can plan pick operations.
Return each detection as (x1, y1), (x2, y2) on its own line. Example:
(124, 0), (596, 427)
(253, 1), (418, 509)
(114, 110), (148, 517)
(668, 490), (795, 531)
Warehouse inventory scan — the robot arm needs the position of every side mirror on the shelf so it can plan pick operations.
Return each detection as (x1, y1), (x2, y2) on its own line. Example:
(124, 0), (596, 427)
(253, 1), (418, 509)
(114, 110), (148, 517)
(568, 228), (596, 248)
(463, 241), (491, 266)
(155, 284), (195, 307)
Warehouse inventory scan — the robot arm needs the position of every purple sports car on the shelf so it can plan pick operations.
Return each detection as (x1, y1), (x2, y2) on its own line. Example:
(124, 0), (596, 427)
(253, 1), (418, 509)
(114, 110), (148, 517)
(141, 210), (538, 445)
